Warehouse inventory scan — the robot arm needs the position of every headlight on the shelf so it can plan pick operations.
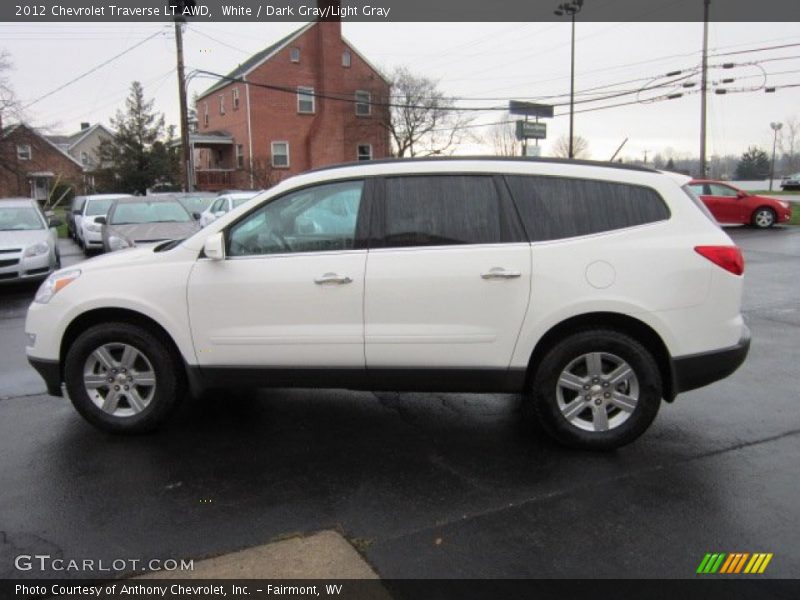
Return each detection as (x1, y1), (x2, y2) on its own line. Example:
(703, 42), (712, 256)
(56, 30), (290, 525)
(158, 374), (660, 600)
(23, 242), (50, 258)
(108, 235), (134, 251)
(34, 269), (81, 304)
(86, 222), (103, 233)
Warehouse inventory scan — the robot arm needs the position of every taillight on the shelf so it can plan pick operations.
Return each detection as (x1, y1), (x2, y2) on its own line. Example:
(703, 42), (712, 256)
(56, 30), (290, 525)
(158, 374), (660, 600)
(694, 245), (744, 276)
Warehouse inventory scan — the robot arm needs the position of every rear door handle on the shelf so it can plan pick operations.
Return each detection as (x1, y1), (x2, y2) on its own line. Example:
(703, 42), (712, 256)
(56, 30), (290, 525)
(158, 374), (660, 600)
(314, 273), (353, 285)
(481, 267), (522, 280)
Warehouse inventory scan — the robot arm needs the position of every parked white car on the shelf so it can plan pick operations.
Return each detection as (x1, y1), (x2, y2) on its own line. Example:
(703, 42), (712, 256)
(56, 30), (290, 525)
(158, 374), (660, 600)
(0, 198), (61, 284)
(199, 192), (258, 227)
(26, 158), (750, 449)
(75, 194), (130, 254)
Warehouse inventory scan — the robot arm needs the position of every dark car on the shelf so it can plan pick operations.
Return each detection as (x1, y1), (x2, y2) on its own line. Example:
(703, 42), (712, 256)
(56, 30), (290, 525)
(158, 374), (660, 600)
(66, 195), (86, 240)
(100, 196), (201, 252)
(687, 180), (792, 228)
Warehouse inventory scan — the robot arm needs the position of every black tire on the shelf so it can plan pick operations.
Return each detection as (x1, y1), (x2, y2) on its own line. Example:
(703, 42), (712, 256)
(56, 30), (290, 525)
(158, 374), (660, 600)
(64, 322), (185, 434)
(751, 207), (776, 229)
(527, 329), (662, 451)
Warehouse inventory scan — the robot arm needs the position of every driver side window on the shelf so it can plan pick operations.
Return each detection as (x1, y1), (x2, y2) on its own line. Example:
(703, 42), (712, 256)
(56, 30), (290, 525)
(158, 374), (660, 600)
(227, 180), (364, 257)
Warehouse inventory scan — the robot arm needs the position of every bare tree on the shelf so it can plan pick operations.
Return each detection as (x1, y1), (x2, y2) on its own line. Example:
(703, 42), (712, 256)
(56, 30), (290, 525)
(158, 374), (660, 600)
(778, 116), (800, 174)
(551, 134), (590, 159)
(247, 157), (283, 190)
(382, 66), (475, 157)
(0, 50), (21, 120)
(488, 120), (518, 157)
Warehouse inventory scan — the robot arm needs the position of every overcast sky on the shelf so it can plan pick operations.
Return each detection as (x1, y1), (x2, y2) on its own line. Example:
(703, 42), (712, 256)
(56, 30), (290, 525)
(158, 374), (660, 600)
(1, 20), (798, 161)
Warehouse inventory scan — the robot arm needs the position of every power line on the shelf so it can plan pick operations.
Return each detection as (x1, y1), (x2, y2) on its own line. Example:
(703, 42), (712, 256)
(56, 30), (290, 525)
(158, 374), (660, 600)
(21, 29), (167, 109)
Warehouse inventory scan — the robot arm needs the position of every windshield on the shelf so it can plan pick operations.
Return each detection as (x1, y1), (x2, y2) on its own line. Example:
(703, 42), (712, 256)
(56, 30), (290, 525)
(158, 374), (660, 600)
(0, 207), (45, 231)
(179, 196), (215, 213)
(110, 200), (192, 225)
(85, 198), (115, 216)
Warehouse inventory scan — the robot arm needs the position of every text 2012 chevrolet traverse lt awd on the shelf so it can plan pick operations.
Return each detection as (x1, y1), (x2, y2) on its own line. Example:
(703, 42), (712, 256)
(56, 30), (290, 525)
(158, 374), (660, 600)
(25, 158), (750, 450)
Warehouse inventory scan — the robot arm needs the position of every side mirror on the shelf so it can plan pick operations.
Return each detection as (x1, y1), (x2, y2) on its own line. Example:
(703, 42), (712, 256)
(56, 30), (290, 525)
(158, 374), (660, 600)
(192, 212), (201, 221)
(736, 190), (748, 198)
(72, 209), (82, 215)
(95, 216), (107, 225)
(203, 232), (225, 260)
(48, 218), (63, 228)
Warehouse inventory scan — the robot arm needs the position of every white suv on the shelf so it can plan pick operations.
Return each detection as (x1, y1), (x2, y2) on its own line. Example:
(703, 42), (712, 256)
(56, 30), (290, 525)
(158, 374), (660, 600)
(25, 159), (750, 450)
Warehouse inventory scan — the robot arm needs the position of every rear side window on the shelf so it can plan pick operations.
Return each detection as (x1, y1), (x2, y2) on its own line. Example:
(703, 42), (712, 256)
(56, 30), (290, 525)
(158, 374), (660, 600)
(505, 175), (670, 242)
(381, 176), (502, 248)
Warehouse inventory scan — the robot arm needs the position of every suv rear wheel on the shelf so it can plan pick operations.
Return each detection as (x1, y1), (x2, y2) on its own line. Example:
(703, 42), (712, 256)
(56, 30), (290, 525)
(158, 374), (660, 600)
(64, 322), (185, 433)
(528, 329), (662, 450)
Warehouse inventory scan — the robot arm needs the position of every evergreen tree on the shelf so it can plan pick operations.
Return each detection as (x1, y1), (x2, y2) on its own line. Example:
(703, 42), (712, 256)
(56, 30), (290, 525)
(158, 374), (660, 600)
(734, 146), (770, 180)
(96, 81), (177, 194)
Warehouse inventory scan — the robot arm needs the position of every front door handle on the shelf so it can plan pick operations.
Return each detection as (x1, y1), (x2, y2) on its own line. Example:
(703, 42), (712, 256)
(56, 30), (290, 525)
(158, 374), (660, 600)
(314, 273), (353, 285)
(481, 267), (522, 280)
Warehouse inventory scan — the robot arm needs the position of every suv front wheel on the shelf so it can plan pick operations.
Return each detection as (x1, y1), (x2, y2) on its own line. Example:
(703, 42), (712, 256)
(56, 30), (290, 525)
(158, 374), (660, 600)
(64, 322), (185, 434)
(528, 329), (662, 450)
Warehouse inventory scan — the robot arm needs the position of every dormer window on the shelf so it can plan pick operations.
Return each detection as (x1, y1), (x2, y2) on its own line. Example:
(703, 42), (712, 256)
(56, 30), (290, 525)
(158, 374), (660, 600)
(342, 50), (351, 68)
(290, 47), (300, 63)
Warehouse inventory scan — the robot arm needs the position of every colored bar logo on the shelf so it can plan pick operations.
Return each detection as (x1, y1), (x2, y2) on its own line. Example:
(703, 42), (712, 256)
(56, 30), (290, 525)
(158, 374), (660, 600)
(697, 552), (773, 574)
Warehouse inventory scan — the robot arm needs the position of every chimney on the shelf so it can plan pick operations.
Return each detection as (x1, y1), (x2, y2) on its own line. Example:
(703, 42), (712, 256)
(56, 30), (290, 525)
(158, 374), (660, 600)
(317, 0), (341, 22)
(80, 122), (90, 131)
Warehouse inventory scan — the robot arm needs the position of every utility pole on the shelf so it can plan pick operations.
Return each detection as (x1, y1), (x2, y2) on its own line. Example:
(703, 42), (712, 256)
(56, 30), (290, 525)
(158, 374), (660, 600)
(699, 0), (710, 178)
(174, 17), (192, 192)
(554, 0), (584, 159)
(769, 122), (783, 191)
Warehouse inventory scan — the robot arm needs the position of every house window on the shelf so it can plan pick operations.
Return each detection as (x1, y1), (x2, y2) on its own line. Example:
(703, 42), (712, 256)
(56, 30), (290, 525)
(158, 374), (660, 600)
(219, 94), (226, 115)
(290, 47), (300, 62)
(81, 151), (90, 166)
(16, 144), (32, 160)
(232, 87), (240, 110)
(357, 144), (372, 161)
(203, 102), (209, 126)
(355, 91), (371, 116)
(271, 141), (289, 168)
(236, 144), (244, 169)
(297, 87), (315, 114)
(342, 50), (351, 68)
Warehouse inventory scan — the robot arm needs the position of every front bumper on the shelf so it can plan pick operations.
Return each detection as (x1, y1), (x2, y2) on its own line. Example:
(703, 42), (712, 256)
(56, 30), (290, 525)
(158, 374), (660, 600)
(0, 252), (54, 283)
(28, 357), (63, 397)
(672, 325), (751, 395)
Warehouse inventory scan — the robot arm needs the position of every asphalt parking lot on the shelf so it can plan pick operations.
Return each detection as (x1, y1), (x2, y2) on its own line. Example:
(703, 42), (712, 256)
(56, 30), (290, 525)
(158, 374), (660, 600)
(0, 227), (799, 580)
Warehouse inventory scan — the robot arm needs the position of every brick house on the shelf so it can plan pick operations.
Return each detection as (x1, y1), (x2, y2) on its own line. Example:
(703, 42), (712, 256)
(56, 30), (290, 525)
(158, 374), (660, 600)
(192, 15), (390, 191)
(0, 120), (86, 202)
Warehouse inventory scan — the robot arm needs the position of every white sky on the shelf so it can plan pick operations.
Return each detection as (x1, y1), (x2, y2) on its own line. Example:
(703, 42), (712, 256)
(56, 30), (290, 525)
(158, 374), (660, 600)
(1, 21), (798, 161)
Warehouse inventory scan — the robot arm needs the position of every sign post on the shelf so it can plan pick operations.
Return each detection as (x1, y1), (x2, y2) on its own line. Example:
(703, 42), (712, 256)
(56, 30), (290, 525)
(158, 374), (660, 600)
(509, 101), (553, 157)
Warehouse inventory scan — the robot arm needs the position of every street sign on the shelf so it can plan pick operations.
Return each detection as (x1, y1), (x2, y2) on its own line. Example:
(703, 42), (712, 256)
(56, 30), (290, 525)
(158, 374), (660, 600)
(525, 145), (542, 157)
(509, 101), (554, 119)
(516, 120), (547, 140)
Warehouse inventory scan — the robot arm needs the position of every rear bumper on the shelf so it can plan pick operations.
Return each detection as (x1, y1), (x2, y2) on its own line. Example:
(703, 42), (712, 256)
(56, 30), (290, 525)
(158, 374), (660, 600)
(672, 325), (751, 395)
(28, 357), (63, 397)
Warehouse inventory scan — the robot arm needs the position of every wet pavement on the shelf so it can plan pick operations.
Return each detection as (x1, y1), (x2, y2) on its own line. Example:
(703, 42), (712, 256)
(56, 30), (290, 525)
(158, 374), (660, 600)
(0, 228), (798, 579)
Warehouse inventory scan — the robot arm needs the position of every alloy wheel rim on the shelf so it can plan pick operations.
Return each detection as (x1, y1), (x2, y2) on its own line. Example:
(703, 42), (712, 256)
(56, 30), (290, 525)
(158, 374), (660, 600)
(83, 343), (156, 417)
(556, 351), (639, 432)
(756, 210), (774, 227)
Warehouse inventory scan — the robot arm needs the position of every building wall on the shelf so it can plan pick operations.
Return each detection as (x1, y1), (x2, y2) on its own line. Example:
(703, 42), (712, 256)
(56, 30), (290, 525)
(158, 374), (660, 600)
(0, 125), (85, 198)
(197, 21), (390, 190)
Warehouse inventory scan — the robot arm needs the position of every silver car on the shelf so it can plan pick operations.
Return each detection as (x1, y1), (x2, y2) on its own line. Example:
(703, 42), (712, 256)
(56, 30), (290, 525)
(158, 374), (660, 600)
(0, 198), (61, 284)
(100, 196), (201, 252)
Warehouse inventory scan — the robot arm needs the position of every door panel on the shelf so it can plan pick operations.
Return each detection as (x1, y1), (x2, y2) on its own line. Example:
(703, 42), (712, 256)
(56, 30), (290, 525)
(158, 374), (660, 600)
(365, 244), (531, 368)
(187, 252), (366, 367)
(703, 184), (742, 223)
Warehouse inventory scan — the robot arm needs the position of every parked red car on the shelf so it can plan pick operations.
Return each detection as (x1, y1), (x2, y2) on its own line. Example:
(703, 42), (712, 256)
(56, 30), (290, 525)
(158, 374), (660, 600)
(687, 180), (792, 228)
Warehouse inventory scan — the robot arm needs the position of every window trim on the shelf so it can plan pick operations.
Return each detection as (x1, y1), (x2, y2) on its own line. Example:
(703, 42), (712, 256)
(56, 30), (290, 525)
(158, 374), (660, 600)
(232, 87), (240, 110)
(290, 47), (300, 63)
(271, 141), (290, 168)
(203, 102), (209, 126)
(357, 144), (372, 161)
(16, 144), (32, 160)
(342, 50), (351, 67)
(297, 86), (315, 114)
(235, 144), (244, 169)
(219, 94), (226, 115)
(355, 90), (371, 116)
